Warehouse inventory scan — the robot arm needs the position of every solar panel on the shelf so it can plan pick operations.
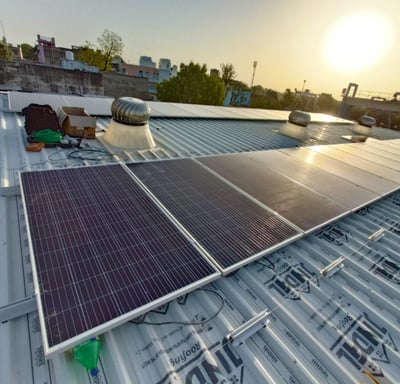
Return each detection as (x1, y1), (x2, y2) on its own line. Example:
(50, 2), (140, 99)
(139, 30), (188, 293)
(311, 146), (400, 183)
(332, 143), (400, 171)
(245, 150), (379, 209)
(199, 154), (348, 231)
(360, 140), (400, 161)
(20, 164), (219, 356)
(127, 159), (301, 273)
(280, 147), (398, 196)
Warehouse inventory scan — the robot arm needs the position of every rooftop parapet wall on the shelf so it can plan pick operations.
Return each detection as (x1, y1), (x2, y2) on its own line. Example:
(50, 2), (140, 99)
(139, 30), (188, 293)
(102, 72), (149, 99)
(341, 96), (400, 113)
(0, 60), (103, 95)
(0, 60), (151, 100)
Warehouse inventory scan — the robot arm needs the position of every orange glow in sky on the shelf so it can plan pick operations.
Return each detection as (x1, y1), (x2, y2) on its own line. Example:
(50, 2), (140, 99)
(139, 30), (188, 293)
(2, 0), (400, 97)
(324, 10), (394, 73)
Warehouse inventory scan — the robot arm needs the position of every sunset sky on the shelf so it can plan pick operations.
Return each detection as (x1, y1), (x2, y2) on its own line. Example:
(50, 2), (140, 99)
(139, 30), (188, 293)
(2, 0), (400, 98)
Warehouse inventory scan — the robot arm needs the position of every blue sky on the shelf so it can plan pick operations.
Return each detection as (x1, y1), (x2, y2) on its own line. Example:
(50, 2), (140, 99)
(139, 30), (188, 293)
(3, 0), (400, 97)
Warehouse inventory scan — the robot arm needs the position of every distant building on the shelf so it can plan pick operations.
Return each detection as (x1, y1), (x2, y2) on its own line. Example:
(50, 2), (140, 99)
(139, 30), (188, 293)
(139, 56), (156, 68)
(224, 88), (252, 107)
(37, 35), (98, 73)
(224, 80), (252, 107)
(158, 58), (178, 83)
(37, 35), (56, 64)
(112, 56), (177, 99)
(61, 51), (99, 73)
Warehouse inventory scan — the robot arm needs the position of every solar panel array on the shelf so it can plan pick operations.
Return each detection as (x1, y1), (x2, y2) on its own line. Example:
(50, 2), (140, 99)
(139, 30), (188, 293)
(128, 159), (301, 271)
(198, 154), (348, 231)
(244, 150), (380, 209)
(21, 165), (219, 356)
(21, 139), (400, 357)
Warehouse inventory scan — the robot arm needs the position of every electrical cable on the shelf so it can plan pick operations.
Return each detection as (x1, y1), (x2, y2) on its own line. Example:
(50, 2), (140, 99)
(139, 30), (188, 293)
(129, 288), (225, 326)
(67, 148), (114, 161)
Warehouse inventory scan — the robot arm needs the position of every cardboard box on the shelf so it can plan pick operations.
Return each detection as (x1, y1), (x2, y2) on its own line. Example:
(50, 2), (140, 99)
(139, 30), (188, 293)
(58, 106), (96, 139)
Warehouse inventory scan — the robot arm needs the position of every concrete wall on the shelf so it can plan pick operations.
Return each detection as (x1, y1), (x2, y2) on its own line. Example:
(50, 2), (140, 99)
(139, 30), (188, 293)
(0, 60), (103, 95)
(102, 72), (149, 99)
(0, 61), (151, 99)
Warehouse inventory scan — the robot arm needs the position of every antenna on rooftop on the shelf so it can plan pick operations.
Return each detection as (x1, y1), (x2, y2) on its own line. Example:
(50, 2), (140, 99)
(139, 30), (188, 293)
(250, 61), (257, 88)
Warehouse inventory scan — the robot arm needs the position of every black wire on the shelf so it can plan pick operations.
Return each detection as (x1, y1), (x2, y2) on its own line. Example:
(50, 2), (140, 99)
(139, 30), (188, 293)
(254, 260), (275, 270)
(129, 288), (225, 326)
(67, 148), (114, 161)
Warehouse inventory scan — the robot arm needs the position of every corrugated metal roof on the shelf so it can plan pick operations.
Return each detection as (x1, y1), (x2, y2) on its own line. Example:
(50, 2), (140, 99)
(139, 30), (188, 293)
(1, 93), (400, 384)
(2, 91), (352, 123)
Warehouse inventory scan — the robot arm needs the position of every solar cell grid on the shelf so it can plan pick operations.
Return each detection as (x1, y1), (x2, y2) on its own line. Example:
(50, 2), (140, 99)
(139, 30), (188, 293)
(21, 164), (218, 355)
(280, 147), (398, 196)
(244, 150), (379, 209)
(312, 146), (400, 183)
(333, 143), (400, 171)
(198, 154), (348, 231)
(128, 159), (301, 272)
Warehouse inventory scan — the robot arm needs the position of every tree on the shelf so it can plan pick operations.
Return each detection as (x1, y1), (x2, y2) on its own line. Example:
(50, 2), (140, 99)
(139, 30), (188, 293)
(77, 42), (108, 70)
(279, 88), (292, 109)
(157, 62), (225, 105)
(251, 85), (265, 96)
(316, 93), (340, 114)
(250, 86), (279, 109)
(20, 43), (37, 61)
(77, 30), (123, 71)
(97, 29), (124, 71)
(0, 37), (14, 60)
(220, 63), (237, 86)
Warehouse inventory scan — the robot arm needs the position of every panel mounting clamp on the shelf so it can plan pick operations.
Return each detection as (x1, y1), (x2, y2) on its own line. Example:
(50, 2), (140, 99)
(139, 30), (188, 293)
(320, 256), (345, 278)
(368, 228), (385, 242)
(225, 309), (270, 347)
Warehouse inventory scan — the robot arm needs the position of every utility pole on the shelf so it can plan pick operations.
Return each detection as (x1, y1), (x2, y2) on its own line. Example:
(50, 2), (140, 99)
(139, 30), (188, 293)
(250, 61), (257, 88)
(301, 79), (307, 92)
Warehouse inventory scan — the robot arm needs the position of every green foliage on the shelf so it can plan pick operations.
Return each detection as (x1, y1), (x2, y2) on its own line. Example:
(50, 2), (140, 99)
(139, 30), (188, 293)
(0, 37), (14, 60)
(77, 30), (123, 71)
(249, 87), (340, 113)
(77, 42), (109, 70)
(157, 62), (225, 106)
(20, 43), (37, 60)
(250, 86), (279, 109)
(316, 93), (340, 114)
(280, 88), (295, 109)
(97, 29), (124, 71)
(220, 63), (237, 86)
(251, 85), (264, 96)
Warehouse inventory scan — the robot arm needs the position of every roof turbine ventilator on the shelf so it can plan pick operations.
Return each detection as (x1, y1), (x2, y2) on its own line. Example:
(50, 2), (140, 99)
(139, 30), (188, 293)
(103, 97), (155, 150)
(351, 115), (376, 137)
(279, 110), (311, 141)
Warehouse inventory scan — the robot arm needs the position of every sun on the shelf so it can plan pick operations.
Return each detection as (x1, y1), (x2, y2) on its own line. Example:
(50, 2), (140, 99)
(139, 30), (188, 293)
(324, 10), (393, 73)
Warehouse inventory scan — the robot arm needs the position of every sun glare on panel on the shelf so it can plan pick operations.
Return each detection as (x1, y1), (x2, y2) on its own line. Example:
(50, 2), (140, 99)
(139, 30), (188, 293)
(324, 10), (393, 73)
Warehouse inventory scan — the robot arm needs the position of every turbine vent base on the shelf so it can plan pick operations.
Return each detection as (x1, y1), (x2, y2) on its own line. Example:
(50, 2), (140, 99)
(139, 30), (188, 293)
(104, 97), (155, 150)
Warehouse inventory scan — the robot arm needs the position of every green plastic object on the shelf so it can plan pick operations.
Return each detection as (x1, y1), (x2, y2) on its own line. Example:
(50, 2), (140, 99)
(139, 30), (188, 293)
(73, 337), (101, 377)
(32, 129), (62, 144)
